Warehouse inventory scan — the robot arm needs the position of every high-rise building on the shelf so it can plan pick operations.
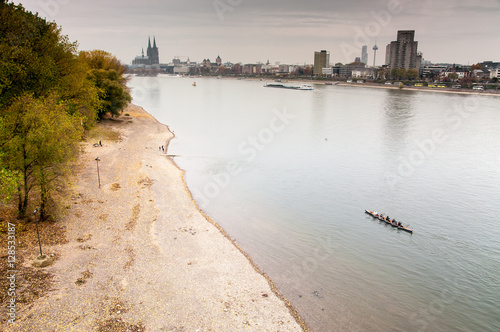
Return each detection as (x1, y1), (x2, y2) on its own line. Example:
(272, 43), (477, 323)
(314, 50), (330, 76)
(386, 30), (422, 72)
(361, 45), (368, 65)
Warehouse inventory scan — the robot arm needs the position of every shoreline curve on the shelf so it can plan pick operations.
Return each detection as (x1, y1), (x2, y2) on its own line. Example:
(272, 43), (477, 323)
(144, 104), (310, 331)
(2, 102), (307, 332)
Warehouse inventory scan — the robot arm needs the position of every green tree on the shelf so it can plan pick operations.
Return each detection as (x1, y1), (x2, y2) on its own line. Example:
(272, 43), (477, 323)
(0, 2), (99, 115)
(0, 96), (36, 214)
(448, 73), (459, 81)
(85, 69), (131, 118)
(0, 168), (19, 205)
(31, 96), (82, 219)
(79, 50), (127, 79)
(79, 50), (131, 118)
(0, 94), (83, 218)
(0, 1), (100, 217)
(0, 114), (20, 206)
(407, 69), (419, 80)
(396, 68), (407, 80)
(390, 68), (398, 79)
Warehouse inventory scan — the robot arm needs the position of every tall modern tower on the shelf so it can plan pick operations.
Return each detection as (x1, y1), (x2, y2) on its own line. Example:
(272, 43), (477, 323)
(386, 30), (421, 71)
(372, 43), (379, 67)
(361, 45), (368, 65)
(314, 50), (330, 77)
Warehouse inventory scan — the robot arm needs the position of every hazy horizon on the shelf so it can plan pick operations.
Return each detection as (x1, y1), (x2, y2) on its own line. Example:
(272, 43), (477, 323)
(20, 0), (500, 66)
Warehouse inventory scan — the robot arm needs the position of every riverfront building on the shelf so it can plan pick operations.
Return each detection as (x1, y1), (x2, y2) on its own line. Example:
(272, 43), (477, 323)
(314, 50), (330, 77)
(385, 30), (422, 72)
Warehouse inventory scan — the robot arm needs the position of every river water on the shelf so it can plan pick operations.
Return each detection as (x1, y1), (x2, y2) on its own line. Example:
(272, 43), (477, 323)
(129, 76), (500, 332)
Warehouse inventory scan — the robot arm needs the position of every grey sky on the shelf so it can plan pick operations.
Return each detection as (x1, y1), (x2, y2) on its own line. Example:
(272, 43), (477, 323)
(20, 0), (500, 65)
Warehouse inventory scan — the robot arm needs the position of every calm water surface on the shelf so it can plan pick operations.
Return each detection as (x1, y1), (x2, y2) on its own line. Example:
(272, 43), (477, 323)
(130, 76), (500, 332)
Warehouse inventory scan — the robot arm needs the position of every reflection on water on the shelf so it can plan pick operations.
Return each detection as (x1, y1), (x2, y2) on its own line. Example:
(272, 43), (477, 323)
(130, 76), (500, 332)
(383, 89), (415, 142)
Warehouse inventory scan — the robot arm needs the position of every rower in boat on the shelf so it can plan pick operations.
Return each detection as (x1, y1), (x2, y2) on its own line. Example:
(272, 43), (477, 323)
(365, 209), (413, 233)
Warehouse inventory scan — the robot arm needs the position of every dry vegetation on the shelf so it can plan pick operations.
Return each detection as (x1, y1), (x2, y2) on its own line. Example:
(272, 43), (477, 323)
(0, 207), (67, 323)
(87, 124), (122, 142)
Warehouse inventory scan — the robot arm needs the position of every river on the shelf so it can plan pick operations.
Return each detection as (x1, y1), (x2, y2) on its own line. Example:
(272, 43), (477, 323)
(129, 76), (500, 332)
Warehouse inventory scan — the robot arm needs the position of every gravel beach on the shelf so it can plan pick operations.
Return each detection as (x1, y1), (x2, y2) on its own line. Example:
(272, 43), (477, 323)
(4, 104), (305, 332)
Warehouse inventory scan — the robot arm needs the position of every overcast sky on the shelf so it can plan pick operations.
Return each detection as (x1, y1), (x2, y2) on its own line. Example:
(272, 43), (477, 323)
(20, 0), (500, 66)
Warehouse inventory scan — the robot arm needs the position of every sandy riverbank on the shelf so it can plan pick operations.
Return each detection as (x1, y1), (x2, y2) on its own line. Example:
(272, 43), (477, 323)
(3, 104), (305, 331)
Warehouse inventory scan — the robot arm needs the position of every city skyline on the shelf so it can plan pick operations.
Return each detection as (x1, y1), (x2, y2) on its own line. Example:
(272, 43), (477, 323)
(21, 0), (500, 66)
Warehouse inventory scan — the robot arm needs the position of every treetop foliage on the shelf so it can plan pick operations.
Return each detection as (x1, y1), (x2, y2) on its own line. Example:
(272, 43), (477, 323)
(79, 50), (127, 82)
(79, 50), (131, 118)
(0, 2), (81, 107)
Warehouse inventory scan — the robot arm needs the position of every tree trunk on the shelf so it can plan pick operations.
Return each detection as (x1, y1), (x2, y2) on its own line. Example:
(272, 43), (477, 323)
(18, 143), (30, 217)
(17, 183), (23, 214)
(39, 169), (47, 220)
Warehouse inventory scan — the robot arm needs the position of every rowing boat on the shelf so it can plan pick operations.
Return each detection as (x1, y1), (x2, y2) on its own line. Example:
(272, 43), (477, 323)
(365, 210), (413, 234)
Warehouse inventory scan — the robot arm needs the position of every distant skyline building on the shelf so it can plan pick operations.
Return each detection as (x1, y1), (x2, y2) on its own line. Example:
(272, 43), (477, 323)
(385, 30), (422, 72)
(361, 45), (368, 65)
(314, 50), (330, 76)
(202, 56), (223, 67)
(132, 36), (159, 66)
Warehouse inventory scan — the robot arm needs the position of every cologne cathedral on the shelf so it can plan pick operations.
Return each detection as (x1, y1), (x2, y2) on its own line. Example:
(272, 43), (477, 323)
(132, 36), (159, 65)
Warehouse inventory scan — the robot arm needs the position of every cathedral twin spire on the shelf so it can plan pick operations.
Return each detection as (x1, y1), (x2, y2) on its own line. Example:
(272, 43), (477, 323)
(146, 36), (159, 65)
(132, 36), (159, 66)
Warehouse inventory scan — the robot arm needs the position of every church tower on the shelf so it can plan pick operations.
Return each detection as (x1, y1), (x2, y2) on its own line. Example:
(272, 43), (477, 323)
(146, 37), (152, 59)
(146, 36), (159, 65)
(151, 36), (159, 65)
